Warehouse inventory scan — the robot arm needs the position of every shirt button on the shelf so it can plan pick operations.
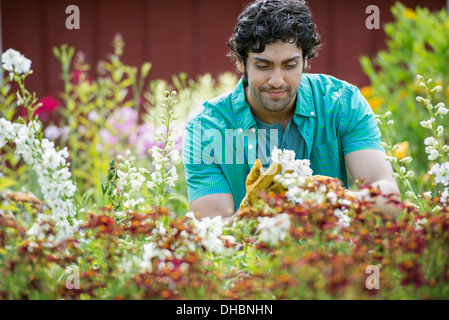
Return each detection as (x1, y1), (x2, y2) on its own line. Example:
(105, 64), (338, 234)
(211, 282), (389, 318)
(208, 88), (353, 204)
(310, 112), (315, 116)
(251, 128), (256, 133)
(248, 144), (254, 150)
(239, 128), (243, 133)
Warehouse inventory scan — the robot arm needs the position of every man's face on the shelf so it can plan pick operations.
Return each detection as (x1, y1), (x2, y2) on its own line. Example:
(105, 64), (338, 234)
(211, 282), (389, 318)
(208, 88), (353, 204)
(238, 41), (305, 114)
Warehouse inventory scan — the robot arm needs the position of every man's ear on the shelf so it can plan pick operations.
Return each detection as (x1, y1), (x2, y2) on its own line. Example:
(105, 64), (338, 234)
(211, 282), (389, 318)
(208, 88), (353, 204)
(303, 59), (308, 71)
(236, 58), (245, 74)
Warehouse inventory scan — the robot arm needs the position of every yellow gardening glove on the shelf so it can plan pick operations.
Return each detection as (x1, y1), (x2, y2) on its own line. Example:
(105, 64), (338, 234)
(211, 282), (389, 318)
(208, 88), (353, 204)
(239, 159), (284, 209)
(239, 162), (357, 209)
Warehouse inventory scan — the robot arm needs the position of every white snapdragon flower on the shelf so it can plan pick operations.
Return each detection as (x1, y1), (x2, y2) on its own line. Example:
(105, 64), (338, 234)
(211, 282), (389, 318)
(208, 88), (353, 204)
(271, 146), (313, 176)
(441, 188), (449, 204)
(429, 162), (449, 186)
(1, 48), (32, 80)
(186, 211), (238, 255)
(1, 118), (78, 241)
(420, 118), (435, 129)
(424, 137), (437, 146)
(427, 149), (440, 161)
(436, 106), (449, 117)
(256, 213), (291, 246)
(334, 208), (351, 228)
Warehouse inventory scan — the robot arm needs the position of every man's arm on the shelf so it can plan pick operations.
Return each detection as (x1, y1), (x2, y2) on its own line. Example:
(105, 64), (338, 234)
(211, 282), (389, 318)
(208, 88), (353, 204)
(345, 149), (401, 217)
(189, 193), (235, 219)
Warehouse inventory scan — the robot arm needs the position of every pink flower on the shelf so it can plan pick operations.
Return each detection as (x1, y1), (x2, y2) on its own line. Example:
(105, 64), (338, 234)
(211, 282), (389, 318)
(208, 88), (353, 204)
(128, 123), (163, 158)
(34, 96), (60, 122)
(107, 107), (138, 134)
(99, 128), (119, 145)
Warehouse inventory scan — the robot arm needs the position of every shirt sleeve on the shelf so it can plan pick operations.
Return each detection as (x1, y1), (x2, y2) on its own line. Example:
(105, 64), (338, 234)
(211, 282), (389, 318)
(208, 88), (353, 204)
(182, 118), (232, 203)
(339, 86), (385, 156)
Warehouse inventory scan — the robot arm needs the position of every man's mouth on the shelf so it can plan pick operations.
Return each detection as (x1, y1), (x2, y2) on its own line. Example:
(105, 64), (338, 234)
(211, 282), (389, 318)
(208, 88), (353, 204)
(264, 90), (287, 98)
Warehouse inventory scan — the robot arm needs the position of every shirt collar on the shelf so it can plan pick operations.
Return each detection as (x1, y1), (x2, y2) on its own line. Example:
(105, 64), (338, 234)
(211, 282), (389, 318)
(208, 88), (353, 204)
(231, 74), (316, 131)
(294, 74), (316, 118)
(231, 77), (256, 132)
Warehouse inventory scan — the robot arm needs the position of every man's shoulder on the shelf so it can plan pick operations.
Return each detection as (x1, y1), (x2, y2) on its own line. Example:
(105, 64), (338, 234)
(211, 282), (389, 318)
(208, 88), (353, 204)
(303, 73), (359, 93)
(185, 90), (235, 129)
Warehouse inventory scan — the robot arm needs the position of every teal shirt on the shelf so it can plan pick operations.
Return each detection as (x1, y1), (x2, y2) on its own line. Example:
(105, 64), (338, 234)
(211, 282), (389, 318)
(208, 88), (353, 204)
(254, 118), (305, 170)
(182, 73), (384, 212)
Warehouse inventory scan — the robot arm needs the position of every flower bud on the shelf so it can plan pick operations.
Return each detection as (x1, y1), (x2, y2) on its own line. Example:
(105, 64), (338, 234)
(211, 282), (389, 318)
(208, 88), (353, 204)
(431, 86), (443, 93)
(405, 171), (415, 178)
(405, 191), (415, 198)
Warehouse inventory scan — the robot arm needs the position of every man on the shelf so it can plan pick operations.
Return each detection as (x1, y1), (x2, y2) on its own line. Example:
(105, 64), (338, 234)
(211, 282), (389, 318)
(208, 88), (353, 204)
(182, 0), (400, 219)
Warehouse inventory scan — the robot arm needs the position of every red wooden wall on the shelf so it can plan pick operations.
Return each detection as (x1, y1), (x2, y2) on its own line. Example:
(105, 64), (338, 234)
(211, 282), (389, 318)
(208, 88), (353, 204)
(1, 0), (446, 99)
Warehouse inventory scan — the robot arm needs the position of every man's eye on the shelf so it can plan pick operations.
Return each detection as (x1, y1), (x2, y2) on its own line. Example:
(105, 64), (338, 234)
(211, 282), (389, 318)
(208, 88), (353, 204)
(285, 64), (298, 69)
(256, 65), (269, 70)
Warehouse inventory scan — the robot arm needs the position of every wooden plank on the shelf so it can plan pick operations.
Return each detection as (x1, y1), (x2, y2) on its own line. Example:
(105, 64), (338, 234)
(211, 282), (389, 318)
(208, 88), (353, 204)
(195, 0), (251, 78)
(2, 0), (45, 96)
(95, 0), (145, 68)
(145, 0), (196, 81)
(43, 0), (97, 99)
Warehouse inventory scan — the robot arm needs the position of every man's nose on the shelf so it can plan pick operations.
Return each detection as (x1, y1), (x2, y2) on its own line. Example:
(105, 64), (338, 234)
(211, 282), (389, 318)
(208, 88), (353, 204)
(267, 68), (285, 88)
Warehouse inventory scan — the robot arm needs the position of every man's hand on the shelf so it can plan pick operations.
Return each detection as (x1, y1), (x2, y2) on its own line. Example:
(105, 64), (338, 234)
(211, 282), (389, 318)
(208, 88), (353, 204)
(345, 149), (401, 218)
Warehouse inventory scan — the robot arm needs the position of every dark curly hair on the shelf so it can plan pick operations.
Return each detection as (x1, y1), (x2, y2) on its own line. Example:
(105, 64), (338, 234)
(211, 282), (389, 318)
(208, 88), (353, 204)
(228, 0), (320, 72)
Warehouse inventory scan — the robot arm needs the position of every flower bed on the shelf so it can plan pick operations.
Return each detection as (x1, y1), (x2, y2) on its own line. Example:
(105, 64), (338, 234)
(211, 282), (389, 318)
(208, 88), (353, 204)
(1, 31), (449, 299)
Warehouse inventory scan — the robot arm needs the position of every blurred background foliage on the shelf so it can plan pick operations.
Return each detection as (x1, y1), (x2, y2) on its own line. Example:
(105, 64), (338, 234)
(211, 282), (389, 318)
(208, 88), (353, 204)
(360, 2), (449, 196)
(0, 34), (238, 215)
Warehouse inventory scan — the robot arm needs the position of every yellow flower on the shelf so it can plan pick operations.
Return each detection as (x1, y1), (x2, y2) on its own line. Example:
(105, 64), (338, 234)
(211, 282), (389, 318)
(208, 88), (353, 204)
(360, 86), (374, 98)
(404, 8), (416, 20)
(446, 85), (449, 100)
(394, 141), (410, 160)
(360, 86), (384, 111)
(368, 97), (384, 112)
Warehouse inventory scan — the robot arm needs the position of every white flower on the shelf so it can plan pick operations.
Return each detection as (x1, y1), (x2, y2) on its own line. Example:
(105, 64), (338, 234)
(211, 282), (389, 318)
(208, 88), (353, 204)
(431, 86), (443, 93)
(256, 213), (291, 246)
(424, 137), (437, 146)
(44, 125), (62, 140)
(429, 162), (449, 186)
(1, 118), (78, 241)
(420, 118), (435, 129)
(1, 48), (31, 76)
(436, 108), (449, 118)
(186, 212), (236, 255)
(428, 149), (440, 161)
(169, 150), (180, 163)
(87, 110), (100, 122)
(334, 208), (351, 228)
(441, 188), (449, 204)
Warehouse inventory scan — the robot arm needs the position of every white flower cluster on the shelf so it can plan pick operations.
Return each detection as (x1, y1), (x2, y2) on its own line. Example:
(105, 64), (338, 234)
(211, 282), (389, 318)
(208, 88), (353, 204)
(416, 75), (449, 205)
(271, 146), (313, 176)
(115, 152), (146, 210)
(271, 147), (352, 227)
(424, 136), (442, 161)
(271, 146), (321, 204)
(186, 211), (239, 255)
(256, 213), (291, 247)
(429, 162), (449, 186)
(145, 91), (182, 208)
(138, 213), (238, 273)
(146, 139), (179, 190)
(1, 48), (32, 80)
(0, 118), (79, 240)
